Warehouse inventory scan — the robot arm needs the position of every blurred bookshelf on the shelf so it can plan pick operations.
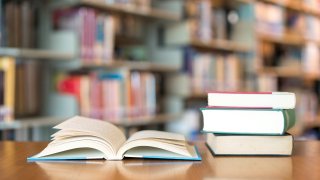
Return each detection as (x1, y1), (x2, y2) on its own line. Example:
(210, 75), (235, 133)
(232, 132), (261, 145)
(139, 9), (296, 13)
(1, 0), (320, 141)
(258, 67), (320, 80)
(0, 0), (183, 141)
(255, 0), (320, 138)
(190, 39), (253, 52)
(0, 48), (75, 60)
(258, 33), (305, 46)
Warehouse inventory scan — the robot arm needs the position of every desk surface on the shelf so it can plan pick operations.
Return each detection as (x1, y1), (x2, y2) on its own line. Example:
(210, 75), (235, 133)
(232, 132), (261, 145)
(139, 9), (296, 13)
(0, 141), (320, 179)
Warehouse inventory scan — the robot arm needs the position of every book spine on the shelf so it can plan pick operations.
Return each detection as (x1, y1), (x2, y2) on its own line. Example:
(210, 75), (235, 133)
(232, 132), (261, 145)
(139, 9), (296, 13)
(282, 109), (296, 133)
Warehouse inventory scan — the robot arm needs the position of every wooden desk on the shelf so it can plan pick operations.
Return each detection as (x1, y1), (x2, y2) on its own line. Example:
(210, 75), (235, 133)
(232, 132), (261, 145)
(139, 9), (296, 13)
(0, 141), (319, 179)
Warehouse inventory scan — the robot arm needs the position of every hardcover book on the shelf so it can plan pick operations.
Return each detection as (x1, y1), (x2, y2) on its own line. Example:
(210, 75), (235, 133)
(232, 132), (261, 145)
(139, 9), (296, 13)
(201, 108), (296, 135)
(206, 133), (293, 156)
(207, 91), (296, 109)
(28, 116), (201, 161)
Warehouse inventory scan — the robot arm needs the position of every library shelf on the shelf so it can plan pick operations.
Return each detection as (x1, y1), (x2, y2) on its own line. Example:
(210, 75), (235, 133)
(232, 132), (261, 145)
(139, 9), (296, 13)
(258, 33), (305, 46)
(305, 39), (320, 47)
(190, 39), (252, 53)
(51, 0), (180, 21)
(304, 118), (320, 129)
(257, 0), (320, 18)
(236, 0), (253, 4)
(82, 60), (179, 72)
(258, 67), (320, 80)
(0, 117), (65, 130)
(0, 48), (75, 60)
(257, 0), (301, 12)
(0, 114), (180, 130)
(115, 35), (143, 46)
(216, 0), (253, 7)
(302, 5), (320, 18)
(186, 93), (207, 100)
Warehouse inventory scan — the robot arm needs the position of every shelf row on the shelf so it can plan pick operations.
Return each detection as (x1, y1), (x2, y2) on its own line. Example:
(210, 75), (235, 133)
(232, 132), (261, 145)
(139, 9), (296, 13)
(0, 48), (74, 60)
(0, 48), (178, 72)
(48, 0), (320, 21)
(258, 33), (320, 47)
(190, 39), (252, 53)
(257, 67), (320, 80)
(0, 113), (180, 130)
(1, 34), (318, 61)
(258, 0), (320, 18)
(50, 0), (180, 21)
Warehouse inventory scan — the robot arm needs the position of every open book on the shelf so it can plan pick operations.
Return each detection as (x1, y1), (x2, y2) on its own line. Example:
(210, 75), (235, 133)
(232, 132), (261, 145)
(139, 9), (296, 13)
(27, 116), (201, 161)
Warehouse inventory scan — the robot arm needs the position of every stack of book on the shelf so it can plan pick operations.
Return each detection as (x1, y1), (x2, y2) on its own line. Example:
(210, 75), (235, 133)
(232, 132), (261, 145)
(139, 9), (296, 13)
(201, 92), (296, 156)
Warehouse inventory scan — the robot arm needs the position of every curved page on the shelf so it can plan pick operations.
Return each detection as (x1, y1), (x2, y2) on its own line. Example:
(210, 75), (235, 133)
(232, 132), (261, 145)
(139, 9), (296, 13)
(31, 138), (115, 160)
(54, 116), (126, 152)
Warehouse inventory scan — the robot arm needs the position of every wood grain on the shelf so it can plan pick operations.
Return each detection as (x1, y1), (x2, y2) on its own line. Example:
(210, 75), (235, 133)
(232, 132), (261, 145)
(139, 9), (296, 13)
(0, 141), (319, 179)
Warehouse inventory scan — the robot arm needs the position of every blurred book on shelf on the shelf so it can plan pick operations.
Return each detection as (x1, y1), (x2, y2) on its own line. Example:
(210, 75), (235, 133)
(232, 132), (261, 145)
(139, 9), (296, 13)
(303, 0), (320, 11)
(166, 0), (249, 45)
(303, 42), (320, 76)
(2, 0), (36, 47)
(183, 47), (243, 94)
(0, 57), (15, 122)
(53, 7), (115, 64)
(56, 70), (159, 122)
(285, 10), (305, 37)
(105, 0), (151, 11)
(53, 6), (147, 64)
(304, 15), (320, 41)
(258, 40), (320, 77)
(14, 59), (41, 117)
(255, 2), (284, 36)
(184, 0), (213, 42)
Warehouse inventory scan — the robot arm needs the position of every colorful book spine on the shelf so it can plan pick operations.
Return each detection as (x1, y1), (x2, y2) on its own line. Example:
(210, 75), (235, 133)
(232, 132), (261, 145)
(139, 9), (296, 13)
(57, 71), (158, 122)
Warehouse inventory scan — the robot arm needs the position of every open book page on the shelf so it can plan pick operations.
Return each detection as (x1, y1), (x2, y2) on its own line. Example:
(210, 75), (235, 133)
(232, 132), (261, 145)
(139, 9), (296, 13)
(126, 130), (186, 142)
(116, 130), (194, 159)
(33, 116), (126, 159)
(54, 116), (126, 150)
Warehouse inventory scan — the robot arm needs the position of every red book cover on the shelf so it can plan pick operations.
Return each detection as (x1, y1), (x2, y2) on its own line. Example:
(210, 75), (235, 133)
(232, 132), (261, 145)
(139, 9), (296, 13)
(57, 76), (81, 102)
